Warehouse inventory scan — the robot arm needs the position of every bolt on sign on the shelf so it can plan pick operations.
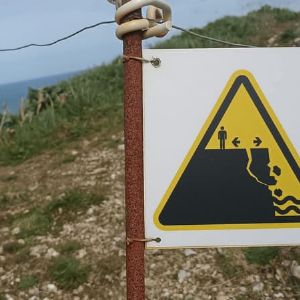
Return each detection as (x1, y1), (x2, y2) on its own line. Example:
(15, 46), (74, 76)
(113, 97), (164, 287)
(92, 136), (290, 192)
(143, 48), (300, 248)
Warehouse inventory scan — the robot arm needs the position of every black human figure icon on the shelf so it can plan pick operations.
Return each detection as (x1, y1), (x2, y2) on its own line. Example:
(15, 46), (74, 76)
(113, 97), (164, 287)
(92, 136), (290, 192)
(218, 126), (227, 150)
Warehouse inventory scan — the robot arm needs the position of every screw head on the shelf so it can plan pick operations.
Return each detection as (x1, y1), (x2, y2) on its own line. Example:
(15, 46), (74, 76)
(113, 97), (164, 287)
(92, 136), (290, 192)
(151, 57), (161, 68)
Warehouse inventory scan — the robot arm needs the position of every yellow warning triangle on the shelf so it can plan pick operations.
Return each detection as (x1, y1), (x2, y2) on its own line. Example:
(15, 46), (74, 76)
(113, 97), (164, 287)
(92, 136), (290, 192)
(154, 70), (300, 231)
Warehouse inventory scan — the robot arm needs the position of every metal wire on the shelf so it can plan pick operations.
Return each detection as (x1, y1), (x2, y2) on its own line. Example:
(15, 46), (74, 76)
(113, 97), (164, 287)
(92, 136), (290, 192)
(0, 20), (257, 52)
(0, 21), (115, 52)
(172, 24), (257, 48)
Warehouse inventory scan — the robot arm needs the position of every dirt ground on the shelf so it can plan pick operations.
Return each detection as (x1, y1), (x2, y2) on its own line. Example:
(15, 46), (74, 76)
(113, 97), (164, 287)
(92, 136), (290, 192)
(0, 133), (299, 300)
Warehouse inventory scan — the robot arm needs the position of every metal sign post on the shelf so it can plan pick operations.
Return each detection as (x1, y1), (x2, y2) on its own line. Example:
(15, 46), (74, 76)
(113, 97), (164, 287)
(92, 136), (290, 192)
(122, 2), (145, 300)
(111, 1), (171, 298)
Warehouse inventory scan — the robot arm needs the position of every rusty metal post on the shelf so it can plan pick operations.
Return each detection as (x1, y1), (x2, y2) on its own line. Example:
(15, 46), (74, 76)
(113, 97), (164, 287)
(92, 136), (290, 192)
(122, 1), (145, 299)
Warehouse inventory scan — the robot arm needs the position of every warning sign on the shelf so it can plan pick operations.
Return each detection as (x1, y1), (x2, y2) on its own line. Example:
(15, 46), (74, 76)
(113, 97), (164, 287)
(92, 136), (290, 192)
(154, 70), (300, 230)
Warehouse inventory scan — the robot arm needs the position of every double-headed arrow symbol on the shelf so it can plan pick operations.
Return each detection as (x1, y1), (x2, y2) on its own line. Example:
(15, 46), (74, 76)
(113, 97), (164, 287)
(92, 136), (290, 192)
(253, 137), (262, 147)
(232, 137), (240, 147)
(230, 137), (262, 147)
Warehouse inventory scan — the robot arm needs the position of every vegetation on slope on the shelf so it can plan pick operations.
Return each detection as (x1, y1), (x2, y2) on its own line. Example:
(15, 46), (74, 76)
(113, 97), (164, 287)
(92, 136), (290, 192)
(0, 60), (123, 164)
(0, 6), (299, 165)
(158, 6), (300, 48)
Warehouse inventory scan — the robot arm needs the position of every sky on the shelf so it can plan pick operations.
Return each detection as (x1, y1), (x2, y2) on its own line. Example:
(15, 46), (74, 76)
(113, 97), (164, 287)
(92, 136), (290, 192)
(1, 0), (300, 84)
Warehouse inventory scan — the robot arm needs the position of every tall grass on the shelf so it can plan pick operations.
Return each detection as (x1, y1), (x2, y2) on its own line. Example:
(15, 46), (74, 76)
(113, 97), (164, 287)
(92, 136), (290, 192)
(0, 59), (123, 164)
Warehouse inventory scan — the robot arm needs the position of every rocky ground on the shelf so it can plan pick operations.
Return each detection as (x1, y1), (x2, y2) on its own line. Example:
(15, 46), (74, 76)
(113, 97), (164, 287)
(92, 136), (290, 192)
(0, 133), (300, 300)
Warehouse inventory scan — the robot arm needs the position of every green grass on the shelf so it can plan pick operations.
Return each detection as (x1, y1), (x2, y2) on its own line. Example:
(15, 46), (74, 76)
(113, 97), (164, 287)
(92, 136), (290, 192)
(57, 240), (82, 255)
(14, 208), (52, 238)
(45, 190), (104, 218)
(9, 190), (105, 238)
(49, 256), (90, 290)
(243, 247), (279, 265)
(18, 275), (38, 290)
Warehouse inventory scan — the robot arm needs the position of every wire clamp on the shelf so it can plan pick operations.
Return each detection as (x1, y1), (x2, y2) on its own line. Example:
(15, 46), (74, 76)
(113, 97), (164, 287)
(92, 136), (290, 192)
(114, 0), (172, 40)
(126, 237), (161, 245)
(123, 55), (161, 67)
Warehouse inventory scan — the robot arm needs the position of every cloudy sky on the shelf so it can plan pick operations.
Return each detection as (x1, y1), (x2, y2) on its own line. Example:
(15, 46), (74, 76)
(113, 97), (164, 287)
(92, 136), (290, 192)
(1, 0), (300, 84)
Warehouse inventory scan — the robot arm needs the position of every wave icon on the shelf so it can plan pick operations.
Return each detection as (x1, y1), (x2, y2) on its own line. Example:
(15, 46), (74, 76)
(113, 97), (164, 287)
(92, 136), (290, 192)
(273, 196), (300, 206)
(275, 206), (300, 215)
(274, 195), (300, 216)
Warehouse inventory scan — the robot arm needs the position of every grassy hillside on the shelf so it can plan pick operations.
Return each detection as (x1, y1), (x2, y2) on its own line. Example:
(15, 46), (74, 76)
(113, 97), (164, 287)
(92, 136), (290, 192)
(158, 6), (300, 48)
(0, 5), (299, 165)
(0, 61), (123, 164)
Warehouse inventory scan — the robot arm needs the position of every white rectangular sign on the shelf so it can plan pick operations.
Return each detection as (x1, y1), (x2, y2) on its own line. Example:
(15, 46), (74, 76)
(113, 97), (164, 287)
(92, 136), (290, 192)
(143, 48), (300, 249)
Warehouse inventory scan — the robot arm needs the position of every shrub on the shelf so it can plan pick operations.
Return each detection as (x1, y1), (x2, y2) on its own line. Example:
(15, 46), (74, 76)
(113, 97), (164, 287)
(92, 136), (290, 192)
(243, 247), (279, 265)
(18, 275), (38, 289)
(280, 28), (297, 42)
(49, 256), (89, 290)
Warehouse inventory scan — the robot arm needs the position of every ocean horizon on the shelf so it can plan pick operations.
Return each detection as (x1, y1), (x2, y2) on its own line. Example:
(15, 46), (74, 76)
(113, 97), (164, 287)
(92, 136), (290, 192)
(0, 71), (82, 114)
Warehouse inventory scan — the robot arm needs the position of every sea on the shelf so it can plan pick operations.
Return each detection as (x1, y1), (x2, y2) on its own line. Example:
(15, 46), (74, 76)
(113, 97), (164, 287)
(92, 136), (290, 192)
(0, 71), (82, 114)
